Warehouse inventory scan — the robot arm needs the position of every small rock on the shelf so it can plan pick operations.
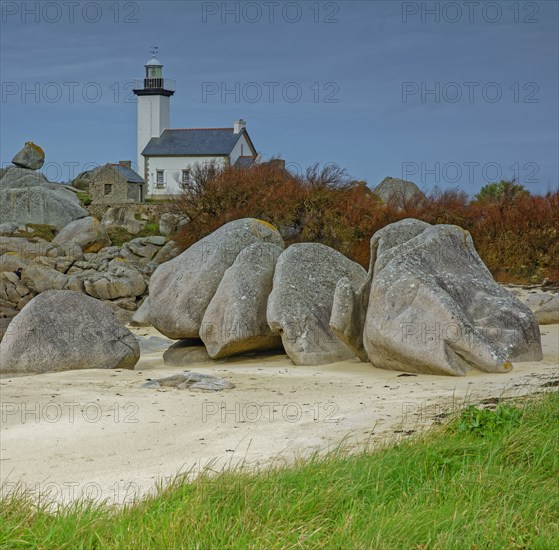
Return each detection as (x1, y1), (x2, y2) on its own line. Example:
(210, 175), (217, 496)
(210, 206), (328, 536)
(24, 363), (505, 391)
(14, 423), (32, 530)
(142, 372), (234, 391)
(53, 217), (111, 253)
(22, 264), (69, 293)
(130, 297), (151, 327)
(136, 334), (173, 354)
(523, 292), (559, 325)
(0, 223), (19, 237)
(159, 213), (188, 236)
(163, 339), (213, 366)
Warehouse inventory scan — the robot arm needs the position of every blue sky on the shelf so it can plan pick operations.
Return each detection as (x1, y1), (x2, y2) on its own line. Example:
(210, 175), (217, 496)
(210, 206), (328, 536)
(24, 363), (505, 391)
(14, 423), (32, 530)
(1, 0), (557, 195)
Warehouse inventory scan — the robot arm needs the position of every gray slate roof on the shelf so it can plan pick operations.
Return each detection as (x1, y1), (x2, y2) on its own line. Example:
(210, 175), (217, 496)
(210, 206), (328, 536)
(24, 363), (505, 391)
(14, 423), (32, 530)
(112, 164), (144, 184)
(142, 128), (243, 157)
(234, 156), (257, 169)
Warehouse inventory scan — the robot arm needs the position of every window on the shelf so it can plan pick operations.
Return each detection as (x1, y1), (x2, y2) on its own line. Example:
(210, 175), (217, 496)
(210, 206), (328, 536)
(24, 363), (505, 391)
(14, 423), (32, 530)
(181, 169), (190, 184)
(104, 184), (112, 195)
(155, 170), (165, 188)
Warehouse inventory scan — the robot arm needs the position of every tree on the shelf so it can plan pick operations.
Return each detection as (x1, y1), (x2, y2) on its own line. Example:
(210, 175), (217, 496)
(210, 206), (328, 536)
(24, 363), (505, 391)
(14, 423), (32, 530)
(304, 162), (351, 189)
(474, 180), (529, 203)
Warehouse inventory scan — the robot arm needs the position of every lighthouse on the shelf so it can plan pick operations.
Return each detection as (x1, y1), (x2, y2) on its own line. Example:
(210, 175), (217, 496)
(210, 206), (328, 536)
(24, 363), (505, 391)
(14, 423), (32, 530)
(133, 47), (175, 180)
(132, 48), (258, 198)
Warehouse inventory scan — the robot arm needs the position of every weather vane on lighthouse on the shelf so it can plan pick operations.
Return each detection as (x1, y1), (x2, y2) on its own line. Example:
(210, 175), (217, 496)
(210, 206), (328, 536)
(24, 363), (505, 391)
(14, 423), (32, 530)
(150, 45), (159, 58)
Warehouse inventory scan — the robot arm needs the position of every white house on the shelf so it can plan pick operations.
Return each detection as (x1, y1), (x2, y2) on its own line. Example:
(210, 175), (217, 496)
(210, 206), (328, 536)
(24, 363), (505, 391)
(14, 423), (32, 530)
(133, 52), (258, 197)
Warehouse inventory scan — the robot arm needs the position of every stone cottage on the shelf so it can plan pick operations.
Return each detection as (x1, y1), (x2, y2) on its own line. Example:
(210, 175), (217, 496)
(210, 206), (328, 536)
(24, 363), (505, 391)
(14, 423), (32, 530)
(74, 162), (145, 205)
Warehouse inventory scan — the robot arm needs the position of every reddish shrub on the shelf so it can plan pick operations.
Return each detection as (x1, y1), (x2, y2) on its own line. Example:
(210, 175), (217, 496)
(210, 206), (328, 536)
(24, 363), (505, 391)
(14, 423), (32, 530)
(172, 163), (558, 284)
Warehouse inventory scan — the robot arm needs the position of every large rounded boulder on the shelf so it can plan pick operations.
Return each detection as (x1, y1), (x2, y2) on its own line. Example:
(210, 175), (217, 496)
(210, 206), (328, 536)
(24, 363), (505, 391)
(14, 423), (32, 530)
(373, 177), (425, 208)
(267, 243), (367, 366)
(332, 219), (543, 376)
(149, 219), (284, 339)
(201, 242), (283, 358)
(0, 290), (140, 374)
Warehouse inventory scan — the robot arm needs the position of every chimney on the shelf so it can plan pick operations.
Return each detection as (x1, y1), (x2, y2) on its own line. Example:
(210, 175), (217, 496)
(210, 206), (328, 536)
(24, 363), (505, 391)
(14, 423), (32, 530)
(119, 160), (132, 168)
(233, 119), (246, 134)
(269, 159), (286, 170)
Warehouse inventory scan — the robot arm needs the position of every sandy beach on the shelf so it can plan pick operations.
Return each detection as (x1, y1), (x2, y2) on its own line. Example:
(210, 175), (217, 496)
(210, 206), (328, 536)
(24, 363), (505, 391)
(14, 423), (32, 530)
(1, 323), (557, 506)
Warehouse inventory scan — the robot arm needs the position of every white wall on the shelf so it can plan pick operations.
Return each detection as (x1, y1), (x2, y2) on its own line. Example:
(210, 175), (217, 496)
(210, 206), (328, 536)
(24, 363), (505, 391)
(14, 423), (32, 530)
(230, 133), (256, 164)
(145, 156), (228, 196)
(137, 95), (170, 177)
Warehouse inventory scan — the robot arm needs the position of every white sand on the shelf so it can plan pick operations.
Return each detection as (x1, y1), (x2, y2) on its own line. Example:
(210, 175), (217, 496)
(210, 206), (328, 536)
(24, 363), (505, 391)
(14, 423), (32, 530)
(1, 324), (557, 506)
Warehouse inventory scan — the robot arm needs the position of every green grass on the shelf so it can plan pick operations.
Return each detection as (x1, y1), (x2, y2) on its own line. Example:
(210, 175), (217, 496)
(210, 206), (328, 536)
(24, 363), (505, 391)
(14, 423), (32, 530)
(106, 226), (134, 247)
(136, 223), (160, 238)
(144, 198), (172, 205)
(12, 224), (56, 242)
(106, 224), (161, 247)
(74, 191), (92, 207)
(1, 392), (558, 549)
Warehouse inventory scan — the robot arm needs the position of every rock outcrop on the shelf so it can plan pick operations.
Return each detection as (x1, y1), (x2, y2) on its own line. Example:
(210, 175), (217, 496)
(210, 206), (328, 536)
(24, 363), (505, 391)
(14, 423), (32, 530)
(22, 264), (69, 293)
(0, 167), (88, 229)
(0, 232), (177, 325)
(159, 213), (188, 236)
(120, 236), (169, 267)
(82, 259), (146, 301)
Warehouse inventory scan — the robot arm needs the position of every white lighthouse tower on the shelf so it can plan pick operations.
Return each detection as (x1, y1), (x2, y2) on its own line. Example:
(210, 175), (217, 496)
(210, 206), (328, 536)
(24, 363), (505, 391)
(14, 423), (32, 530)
(133, 47), (175, 180)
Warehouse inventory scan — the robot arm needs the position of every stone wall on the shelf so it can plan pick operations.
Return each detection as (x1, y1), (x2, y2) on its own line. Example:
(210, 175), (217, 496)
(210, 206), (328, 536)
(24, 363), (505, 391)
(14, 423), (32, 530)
(127, 182), (141, 202)
(89, 165), (135, 206)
